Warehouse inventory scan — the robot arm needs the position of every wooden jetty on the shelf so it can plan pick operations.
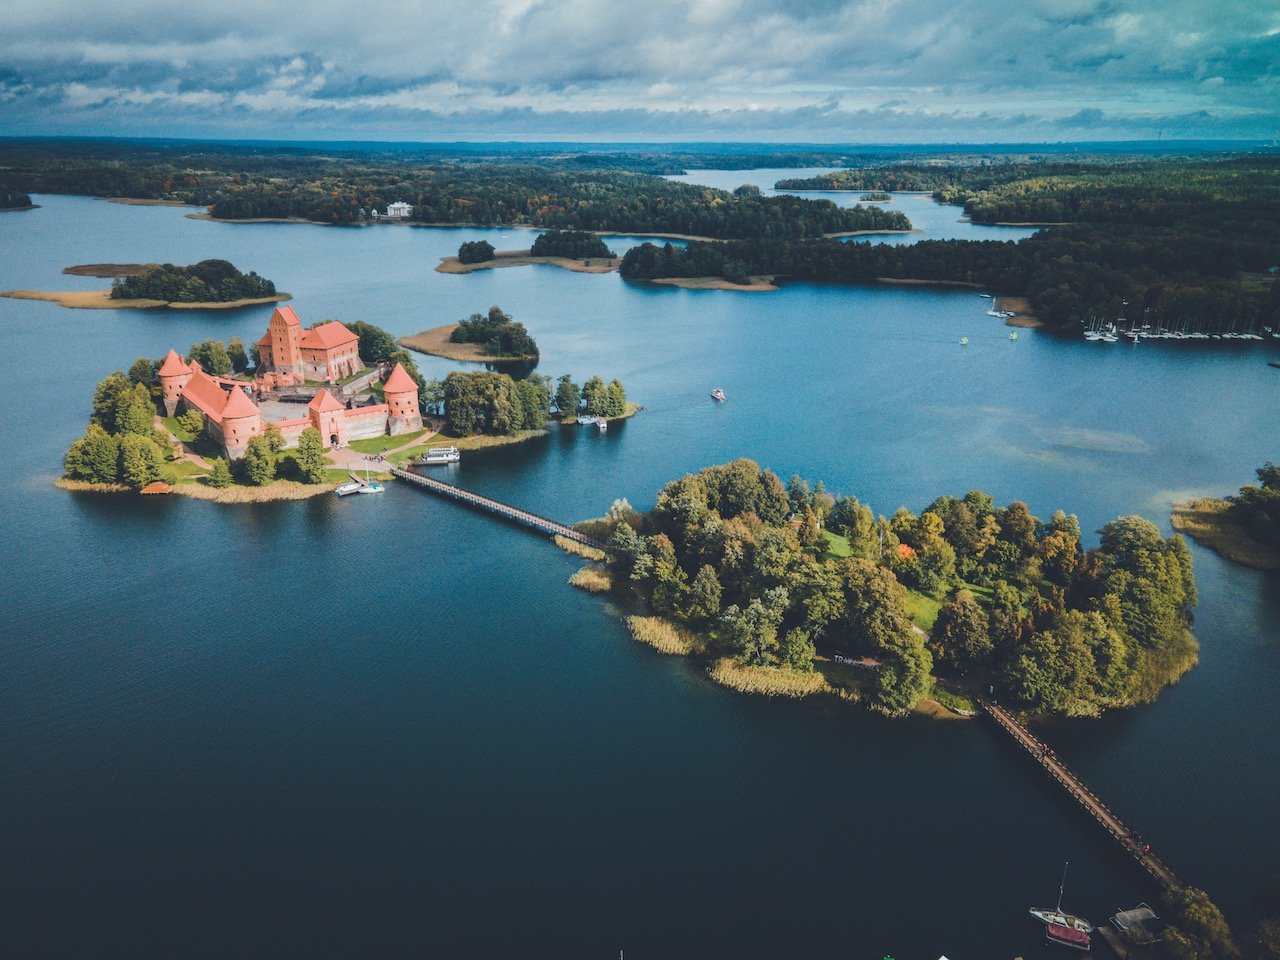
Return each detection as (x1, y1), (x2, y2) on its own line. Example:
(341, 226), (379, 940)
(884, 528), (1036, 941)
(389, 466), (607, 551)
(980, 698), (1183, 891)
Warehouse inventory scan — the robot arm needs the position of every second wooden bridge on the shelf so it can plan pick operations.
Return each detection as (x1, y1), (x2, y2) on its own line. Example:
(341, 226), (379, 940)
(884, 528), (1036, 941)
(981, 698), (1183, 890)
(390, 467), (608, 551)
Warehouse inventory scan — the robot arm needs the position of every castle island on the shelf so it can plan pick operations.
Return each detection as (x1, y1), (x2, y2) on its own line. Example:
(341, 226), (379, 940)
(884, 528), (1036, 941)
(159, 305), (422, 459)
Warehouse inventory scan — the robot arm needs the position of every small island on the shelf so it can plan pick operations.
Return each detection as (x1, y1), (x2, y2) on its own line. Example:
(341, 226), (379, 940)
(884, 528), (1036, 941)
(571, 460), (1199, 719)
(438, 231), (621, 277)
(860, 192), (892, 202)
(400, 305), (539, 362)
(1172, 463), (1280, 570)
(2, 259), (289, 310)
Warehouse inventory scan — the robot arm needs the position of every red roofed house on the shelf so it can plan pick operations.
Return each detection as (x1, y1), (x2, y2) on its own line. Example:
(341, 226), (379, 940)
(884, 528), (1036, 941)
(257, 306), (363, 385)
(157, 306), (423, 460)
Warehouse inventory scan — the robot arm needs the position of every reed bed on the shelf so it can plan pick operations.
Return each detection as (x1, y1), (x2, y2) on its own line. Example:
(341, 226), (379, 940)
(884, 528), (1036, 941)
(569, 566), (613, 593)
(709, 658), (833, 698)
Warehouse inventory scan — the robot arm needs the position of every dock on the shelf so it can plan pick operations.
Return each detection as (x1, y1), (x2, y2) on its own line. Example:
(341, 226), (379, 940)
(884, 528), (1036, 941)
(980, 698), (1183, 890)
(389, 466), (607, 551)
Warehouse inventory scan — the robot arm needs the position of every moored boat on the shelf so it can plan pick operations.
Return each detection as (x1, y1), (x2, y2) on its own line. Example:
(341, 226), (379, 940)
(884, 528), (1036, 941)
(418, 445), (461, 465)
(1031, 862), (1094, 934)
(355, 481), (385, 494)
(1046, 923), (1091, 951)
(335, 481), (362, 496)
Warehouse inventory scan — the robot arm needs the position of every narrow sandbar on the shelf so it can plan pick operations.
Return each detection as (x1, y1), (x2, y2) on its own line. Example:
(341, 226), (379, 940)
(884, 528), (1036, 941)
(1, 289), (291, 310)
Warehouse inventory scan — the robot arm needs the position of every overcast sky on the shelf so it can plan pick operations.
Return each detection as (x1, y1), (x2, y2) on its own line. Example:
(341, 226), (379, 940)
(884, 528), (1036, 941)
(1, 0), (1277, 142)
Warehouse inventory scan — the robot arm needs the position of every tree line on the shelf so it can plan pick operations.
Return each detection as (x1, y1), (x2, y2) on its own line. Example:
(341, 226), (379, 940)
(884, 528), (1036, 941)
(439, 371), (626, 436)
(111, 259), (277, 303)
(529, 229), (615, 259)
(1229, 463), (1280, 553)
(596, 459), (1198, 717)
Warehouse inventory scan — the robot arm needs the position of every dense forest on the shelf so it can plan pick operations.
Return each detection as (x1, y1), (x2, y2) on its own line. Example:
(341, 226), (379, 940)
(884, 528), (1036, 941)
(529, 229), (615, 259)
(440, 370), (625, 436)
(621, 226), (1280, 335)
(111, 259), (277, 303)
(597, 459), (1198, 717)
(449, 305), (539, 358)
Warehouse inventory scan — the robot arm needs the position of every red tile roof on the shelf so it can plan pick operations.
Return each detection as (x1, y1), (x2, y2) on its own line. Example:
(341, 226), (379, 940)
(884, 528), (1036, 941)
(257, 332), (272, 347)
(272, 305), (301, 327)
(180, 368), (231, 421)
(221, 386), (259, 420)
(299, 321), (357, 351)
(158, 348), (188, 377)
(382, 362), (417, 394)
(140, 481), (172, 495)
(344, 404), (387, 419)
(307, 389), (345, 413)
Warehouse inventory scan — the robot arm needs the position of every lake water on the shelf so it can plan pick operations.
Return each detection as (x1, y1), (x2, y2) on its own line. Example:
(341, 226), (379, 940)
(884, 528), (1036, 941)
(1, 189), (1277, 959)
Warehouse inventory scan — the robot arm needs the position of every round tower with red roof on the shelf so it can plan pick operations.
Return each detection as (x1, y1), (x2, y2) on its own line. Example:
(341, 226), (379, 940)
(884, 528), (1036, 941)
(220, 385), (262, 459)
(157, 348), (193, 416)
(382, 362), (423, 434)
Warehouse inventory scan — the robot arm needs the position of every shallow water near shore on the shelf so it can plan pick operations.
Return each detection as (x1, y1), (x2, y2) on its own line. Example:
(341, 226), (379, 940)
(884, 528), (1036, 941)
(1, 192), (1277, 959)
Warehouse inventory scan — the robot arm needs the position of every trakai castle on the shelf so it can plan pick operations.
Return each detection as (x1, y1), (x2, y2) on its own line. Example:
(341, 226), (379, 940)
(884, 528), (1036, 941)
(159, 306), (423, 459)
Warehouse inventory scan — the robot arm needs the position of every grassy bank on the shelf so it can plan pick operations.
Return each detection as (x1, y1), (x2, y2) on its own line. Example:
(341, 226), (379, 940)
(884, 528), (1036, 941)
(709, 657), (833, 698)
(1172, 497), (1278, 571)
(1, 289), (290, 310)
(625, 615), (704, 656)
(556, 537), (606, 562)
(569, 566), (613, 593)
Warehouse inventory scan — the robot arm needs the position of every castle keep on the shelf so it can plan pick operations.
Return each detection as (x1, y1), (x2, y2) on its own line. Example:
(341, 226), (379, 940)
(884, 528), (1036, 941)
(160, 308), (422, 459)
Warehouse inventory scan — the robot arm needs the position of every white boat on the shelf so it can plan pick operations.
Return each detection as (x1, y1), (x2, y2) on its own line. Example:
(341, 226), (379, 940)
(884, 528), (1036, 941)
(1009, 332), (1018, 341)
(335, 481), (362, 496)
(987, 309), (1003, 317)
(355, 481), (385, 494)
(1030, 862), (1094, 934)
(979, 293), (993, 299)
(419, 445), (461, 465)
(711, 388), (726, 402)
(960, 336), (969, 346)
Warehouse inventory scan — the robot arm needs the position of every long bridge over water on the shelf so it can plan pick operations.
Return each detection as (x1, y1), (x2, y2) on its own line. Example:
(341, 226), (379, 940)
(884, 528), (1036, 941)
(981, 698), (1182, 890)
(389, 467), (607, 551)
(391, 465), (1185, 893)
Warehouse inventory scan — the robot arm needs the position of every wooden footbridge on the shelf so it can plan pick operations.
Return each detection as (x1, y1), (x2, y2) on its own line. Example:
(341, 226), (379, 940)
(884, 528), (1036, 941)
(980, 698), (1183, 890)
(389, 467), (607, 551)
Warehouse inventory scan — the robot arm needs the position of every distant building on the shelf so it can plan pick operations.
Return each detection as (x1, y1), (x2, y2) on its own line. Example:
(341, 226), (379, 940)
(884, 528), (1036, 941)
(383, 201), (413, 219)
(158, 306), (422, 459)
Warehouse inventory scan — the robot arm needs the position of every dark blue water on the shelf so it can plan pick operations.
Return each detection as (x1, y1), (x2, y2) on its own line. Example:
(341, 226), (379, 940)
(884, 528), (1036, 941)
(1, 195), (1277, 959)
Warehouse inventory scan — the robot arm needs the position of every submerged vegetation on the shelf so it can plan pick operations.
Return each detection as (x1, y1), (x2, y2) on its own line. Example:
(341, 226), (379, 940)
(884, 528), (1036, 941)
(593, 460), (1198, 717)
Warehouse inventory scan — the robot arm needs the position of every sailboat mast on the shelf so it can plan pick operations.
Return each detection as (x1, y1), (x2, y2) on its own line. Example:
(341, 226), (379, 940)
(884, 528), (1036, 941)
(1058, 861), (1069, 912)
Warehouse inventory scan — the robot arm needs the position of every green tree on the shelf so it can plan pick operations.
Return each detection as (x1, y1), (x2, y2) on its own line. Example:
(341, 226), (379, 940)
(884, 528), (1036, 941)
(582, 375), (607, 416)
(872, 630), (934, 713)
(188, 339), (233, 377)
(930, 591), (992, 669)
(178, 408), (205, 438)
(64, 423), (121, 483)
(91, 372), (132, 432)
(295, 427), (327, 483)
(605, 379), (626, 417)
(117, 433), (163, 488)
(685, 564), (723, 624)
(779, 627), (816, 671)
(115, 382), (156, 436)
(127, 357), (157, 388)
(719, 587), (788, 666)
(457, 240), (495, 263)
(1162, 886), (1239, 960)
(207, 457), (232, 488)
(241, 433), (277, 485)
(555, 375), (581, 418)
(227, 336), (249, 373)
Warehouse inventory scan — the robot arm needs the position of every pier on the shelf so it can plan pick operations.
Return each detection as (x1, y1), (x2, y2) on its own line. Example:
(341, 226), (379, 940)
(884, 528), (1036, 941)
(980, 698), (1182, 890)
(390, 467), (608, 551)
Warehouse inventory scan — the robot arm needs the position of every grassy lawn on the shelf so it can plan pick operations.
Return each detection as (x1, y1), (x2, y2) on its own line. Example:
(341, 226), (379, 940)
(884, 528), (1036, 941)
(823, 530), (852, 558)
(165, 459), (206, 480)
(930, 685), (979, 713)
(347, 429), (428, 455)
(905, 589), (941, 631)
(338, 367), (375, 385)
(162, 415), (197, 443)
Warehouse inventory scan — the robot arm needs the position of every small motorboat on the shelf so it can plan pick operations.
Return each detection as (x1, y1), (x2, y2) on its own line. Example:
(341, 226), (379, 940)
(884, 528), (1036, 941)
(960, 336), (969, 346)
(335, 481), (362, 497)
(710, 388), (726, 402)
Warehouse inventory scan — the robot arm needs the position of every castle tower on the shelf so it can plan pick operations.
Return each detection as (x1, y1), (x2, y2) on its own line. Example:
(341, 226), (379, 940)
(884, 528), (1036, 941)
(307, 389), (347, 448)
(382, 362), (423, 434)
(266, 305), (303, 374)
(220, 385), (262, 459)
(158, 348), (193, 416)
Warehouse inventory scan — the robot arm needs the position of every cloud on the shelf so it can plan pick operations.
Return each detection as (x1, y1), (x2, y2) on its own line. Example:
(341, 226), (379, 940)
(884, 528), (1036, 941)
(0, 0), (1276, 139)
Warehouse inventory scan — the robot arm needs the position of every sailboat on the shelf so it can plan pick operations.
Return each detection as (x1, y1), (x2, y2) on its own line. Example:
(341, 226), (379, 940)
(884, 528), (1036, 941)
(1030, 862), (1094, 933)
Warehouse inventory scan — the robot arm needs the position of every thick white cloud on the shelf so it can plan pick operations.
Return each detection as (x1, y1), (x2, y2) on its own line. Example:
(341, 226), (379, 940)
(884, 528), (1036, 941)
(0, 0), (1275, 139)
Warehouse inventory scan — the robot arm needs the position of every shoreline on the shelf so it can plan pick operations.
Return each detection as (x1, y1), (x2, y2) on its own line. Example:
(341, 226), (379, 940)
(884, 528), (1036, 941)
(874, 277), (983, 289)
(1171, 498), (1278, 571)
(55, 476), (337, 502)
(649, 275), (778, 292)
(398, 323), (538, 362)
(107, 197), (201, 208)
(1, 204), (40, 212)
(995, 295), (1042, 327)
(824, 228), (920, 238)
(1, 289), (291, 310)
(436, 251), (620, 276)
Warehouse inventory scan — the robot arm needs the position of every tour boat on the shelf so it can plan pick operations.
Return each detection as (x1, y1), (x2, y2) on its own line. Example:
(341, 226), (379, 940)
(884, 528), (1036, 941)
(711, 388), (726, 402)
(1045, 923), (1091, 951)
(419, 445), (461, 465)
(1031, 862), (1094, 934)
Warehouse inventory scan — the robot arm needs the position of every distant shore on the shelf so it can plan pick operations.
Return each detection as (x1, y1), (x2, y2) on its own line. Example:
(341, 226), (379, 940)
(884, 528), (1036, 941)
(436, 250), (620, 276)
(649, 275), (778, 292)
(398, 323), (539, 362)
(824, 228), (920, 238)
(108, 197), (201, 208)
(995, 296), (1042, 327)
(875, 277), (983, 289)
(1, 289), (290, 310)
